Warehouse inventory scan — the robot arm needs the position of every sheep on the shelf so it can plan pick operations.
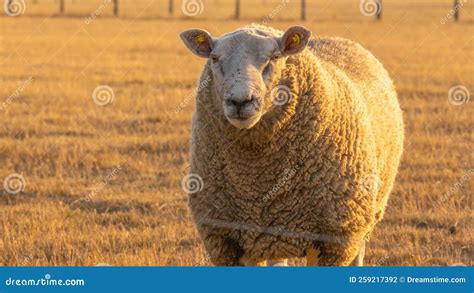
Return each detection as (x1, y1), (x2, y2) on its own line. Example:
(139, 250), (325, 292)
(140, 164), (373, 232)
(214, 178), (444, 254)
(179, 24), (404, 266)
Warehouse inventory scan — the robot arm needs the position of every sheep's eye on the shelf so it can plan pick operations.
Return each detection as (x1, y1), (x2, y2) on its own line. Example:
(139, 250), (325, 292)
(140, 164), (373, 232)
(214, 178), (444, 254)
(270, 54), (280, 61)
(210, 56), (219, 63)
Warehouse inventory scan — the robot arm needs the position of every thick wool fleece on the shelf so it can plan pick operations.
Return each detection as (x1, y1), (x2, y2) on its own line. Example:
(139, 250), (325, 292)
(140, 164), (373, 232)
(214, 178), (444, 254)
(188, 26), (404, 266)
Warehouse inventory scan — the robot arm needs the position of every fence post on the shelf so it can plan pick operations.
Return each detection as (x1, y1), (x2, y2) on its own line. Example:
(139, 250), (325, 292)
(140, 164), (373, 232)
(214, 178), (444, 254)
(453, 0), (460, 22)
(235, 0), (240, 19)
(59, 0), (65, 15)
(169, 0), (173, 15)
(301, 0), (306, 21)
(113, 0), (119, 16)
(376, 0), (382, 20)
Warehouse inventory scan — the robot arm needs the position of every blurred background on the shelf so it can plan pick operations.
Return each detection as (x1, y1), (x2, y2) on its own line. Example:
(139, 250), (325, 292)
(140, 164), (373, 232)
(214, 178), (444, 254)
(0, 0), (472, 266)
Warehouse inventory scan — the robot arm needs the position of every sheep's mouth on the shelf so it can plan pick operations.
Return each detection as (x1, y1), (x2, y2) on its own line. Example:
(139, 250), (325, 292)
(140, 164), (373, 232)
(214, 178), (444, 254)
(226, 114), (262, 129)
(223, 100), (262, 129)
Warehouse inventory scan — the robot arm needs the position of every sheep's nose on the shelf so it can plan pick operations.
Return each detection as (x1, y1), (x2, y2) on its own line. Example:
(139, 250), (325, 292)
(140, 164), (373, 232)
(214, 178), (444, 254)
(226, 96), (255, 110)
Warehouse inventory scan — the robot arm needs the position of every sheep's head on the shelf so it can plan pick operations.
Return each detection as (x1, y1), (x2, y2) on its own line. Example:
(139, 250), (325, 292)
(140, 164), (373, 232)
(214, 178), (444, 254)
(180, 26), (311, 129)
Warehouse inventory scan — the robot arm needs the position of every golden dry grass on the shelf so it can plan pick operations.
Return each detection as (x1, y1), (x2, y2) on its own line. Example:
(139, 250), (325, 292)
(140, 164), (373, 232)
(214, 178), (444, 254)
(0, 0), (472, 266)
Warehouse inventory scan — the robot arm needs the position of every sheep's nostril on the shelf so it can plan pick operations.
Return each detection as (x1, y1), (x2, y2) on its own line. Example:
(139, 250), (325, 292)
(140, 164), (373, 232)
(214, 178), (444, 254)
(232, 100), (246, 107)
(227, 98), (254, 109)
(227, 100), (253, 108)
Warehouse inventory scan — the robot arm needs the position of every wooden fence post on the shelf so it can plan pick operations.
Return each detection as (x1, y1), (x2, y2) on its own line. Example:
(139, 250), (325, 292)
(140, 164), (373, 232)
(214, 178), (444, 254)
(301, 0), (306, 21)
(59, 0), (65, 15)
(235, 0), (240, 19)
(169, 0), (173, 15)
(453, 0), (460, 22)
(113, 0), (119, 16)
(376, 0), (382, 20)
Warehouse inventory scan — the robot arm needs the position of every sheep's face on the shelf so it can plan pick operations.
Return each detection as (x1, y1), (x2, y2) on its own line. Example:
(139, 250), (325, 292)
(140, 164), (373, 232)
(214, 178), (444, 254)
(180, 26), (311, 129)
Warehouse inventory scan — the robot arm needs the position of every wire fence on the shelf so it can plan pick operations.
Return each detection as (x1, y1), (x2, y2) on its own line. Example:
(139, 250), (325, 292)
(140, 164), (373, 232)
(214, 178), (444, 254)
(1, 0), (471, 23)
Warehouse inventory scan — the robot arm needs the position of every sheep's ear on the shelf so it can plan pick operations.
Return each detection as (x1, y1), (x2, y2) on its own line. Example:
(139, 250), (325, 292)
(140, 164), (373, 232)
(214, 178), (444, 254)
(278, 26), (311, 56)
(180, 29), (215, 58)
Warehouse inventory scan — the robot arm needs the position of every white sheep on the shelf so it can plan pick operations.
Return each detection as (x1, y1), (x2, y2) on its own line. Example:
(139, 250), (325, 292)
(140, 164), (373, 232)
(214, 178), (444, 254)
(180, 24), (404, 266)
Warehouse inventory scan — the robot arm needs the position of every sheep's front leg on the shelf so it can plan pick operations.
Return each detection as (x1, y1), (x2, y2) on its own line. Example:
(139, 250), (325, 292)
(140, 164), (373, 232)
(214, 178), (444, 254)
(306, 240), (362, 266)
(239, 258), (288, 266)
(306, 247), (321, 266)
(350, 240), (365, 266)
(267, 259), (288, 266)
(204, 235), (244, 266)
(239, 256), (266, 266)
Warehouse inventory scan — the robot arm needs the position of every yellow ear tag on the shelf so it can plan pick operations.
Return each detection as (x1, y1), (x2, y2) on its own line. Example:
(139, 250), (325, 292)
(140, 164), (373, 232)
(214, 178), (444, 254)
(292, 33), (301, 45)
(195, 34), (206, 44)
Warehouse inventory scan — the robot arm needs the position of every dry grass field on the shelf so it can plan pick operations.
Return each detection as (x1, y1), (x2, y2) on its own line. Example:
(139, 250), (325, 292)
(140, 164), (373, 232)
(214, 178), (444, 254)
(0, 0), (472, 266)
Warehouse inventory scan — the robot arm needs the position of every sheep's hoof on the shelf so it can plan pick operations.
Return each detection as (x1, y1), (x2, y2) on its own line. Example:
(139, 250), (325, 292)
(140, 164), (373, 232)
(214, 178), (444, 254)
(306, 246), (321, 266)
(267, 259), (288, 266)
(239, 256), (266, 266)
(350, 240), (366, 266)
(239, 257), (287, 266)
